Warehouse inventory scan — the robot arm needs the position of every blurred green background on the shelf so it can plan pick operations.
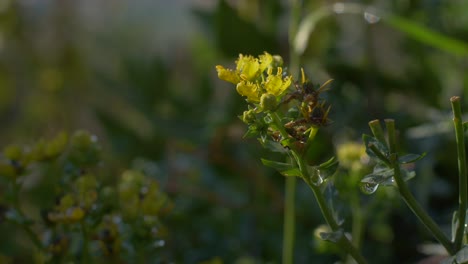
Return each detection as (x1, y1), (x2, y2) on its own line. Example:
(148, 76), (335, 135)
(1, 0), (468, 263)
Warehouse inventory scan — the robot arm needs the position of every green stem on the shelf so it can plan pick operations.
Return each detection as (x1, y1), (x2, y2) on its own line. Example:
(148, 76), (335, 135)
(289, 141), (366, 263)
(451, 96), (467, 252)
(298, 157), (367, 264)
(81, 221), (91, 264)
(270, 112), (296, 264)
(11, 182), (43, 251)
(368, 143), (391, 167)
(389, 155), (454, 254)
(350, 191), (364, 250)
(283, 176), (296, 264)
(272, 113), (367, 262)
(288, 0), (302, 77)
(268, 112), (296, 264)
(384, 119), (396, 153)
(282, 1), (301, 260)
(368, 120), (387, 148)
(385, 121), (454, 254)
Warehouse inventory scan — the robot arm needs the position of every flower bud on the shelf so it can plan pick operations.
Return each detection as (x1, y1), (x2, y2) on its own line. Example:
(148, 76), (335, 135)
(241, 109), (256, 124)
(260, 93), (277, 111)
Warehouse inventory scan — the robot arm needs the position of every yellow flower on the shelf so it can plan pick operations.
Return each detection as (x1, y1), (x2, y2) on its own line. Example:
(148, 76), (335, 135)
(236, 81), (260, 102)
(264, 67), (292, 96)
(236, 54), (260, 81)
(216, 65), (240, 84)
(258, 52), (273, 72)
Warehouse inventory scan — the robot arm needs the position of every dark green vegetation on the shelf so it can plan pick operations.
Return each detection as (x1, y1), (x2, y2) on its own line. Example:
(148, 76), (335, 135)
(0, 1), (467, 263)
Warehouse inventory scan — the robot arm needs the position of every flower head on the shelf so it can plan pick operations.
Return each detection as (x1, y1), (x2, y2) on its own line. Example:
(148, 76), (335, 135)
(236, 54), (260, 81)
(216, 52), (291, 103)
(236, 81), (260, 102)
(264, 67), (292, 96)
(216, 65), (240, 84)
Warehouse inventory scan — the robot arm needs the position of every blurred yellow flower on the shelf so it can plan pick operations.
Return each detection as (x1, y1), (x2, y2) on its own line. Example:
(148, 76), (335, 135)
(264, 67), (292, 96)
(236, 54), (260, 81)
(215, 65), (240, 84)
(236, 81), (260, 102)
(258, 52), (273, 72)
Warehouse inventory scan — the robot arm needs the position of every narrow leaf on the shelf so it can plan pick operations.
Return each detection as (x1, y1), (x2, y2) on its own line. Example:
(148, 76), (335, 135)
(259, 139), (288, 153)
(293, 6), (330, 55)
(363, 134), (389, 160)
(385, 15), (468, 56)
(261, 159), (302, 177)
(398, 153), (427, 164)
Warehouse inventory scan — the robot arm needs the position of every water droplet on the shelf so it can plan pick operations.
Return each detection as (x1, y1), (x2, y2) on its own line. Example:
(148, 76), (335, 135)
(383, 177), (395, 185)
(360, 182), (379, 194)
(309, 168), (323, 186)
(364, 11), (380, 24)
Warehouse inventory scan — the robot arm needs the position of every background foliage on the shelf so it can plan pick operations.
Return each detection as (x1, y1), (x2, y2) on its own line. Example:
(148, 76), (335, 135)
(1, 0), (468, 263)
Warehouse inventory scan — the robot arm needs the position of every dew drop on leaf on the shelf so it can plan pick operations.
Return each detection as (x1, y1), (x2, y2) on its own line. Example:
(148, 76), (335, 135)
(309, 168), (324, 186)
(360, 182), (379, 194)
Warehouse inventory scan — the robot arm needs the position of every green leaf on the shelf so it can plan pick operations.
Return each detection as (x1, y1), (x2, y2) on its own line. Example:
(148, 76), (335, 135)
(261, 159), (302, 177)
(317, 157), (339, 181)
(385, 15), (468, 57)
(293, 6), (330, 55)
(281, 168), (303, 177)
(398, 153), (427, 164)
(259, 139), (288, 153)
(243, 126), (260, 138)
(362, 134), (389, 160)
(361, 169), (393, 186)
(293, 3), (468, 57)
(318, 156), (338, 169)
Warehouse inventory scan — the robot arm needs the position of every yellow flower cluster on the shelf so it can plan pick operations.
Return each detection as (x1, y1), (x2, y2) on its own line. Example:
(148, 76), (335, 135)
(216, 52), (292, 102)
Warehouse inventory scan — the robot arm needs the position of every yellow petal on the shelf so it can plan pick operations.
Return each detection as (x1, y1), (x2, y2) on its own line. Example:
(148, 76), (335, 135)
(264, 68), (292, 96)
(236, 81), (260, 102)
(216, 65), (240, 84)
(236, 54), (260, 81)
(258, 52), (273, 72)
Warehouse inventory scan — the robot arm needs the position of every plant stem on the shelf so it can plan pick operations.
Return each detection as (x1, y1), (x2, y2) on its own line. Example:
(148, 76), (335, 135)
(368, 120), (387, 148)
(389, 156), (454, 254)
(451, 96), (467, 252)
(288, 0), (302, 77)
(350, 191), (364, 249)
(81, 221), (91, 264)
(270, 112), (296, 264)
(283, 176), (296, 264)
(297, 156), (367, 264)
(281, 0), (302, 262)
(11, 182), (43, 251)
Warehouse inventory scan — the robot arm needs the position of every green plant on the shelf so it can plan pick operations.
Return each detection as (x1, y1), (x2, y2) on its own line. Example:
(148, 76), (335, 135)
(216, 50), (468, 263)
(0, 131), (171, 263)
